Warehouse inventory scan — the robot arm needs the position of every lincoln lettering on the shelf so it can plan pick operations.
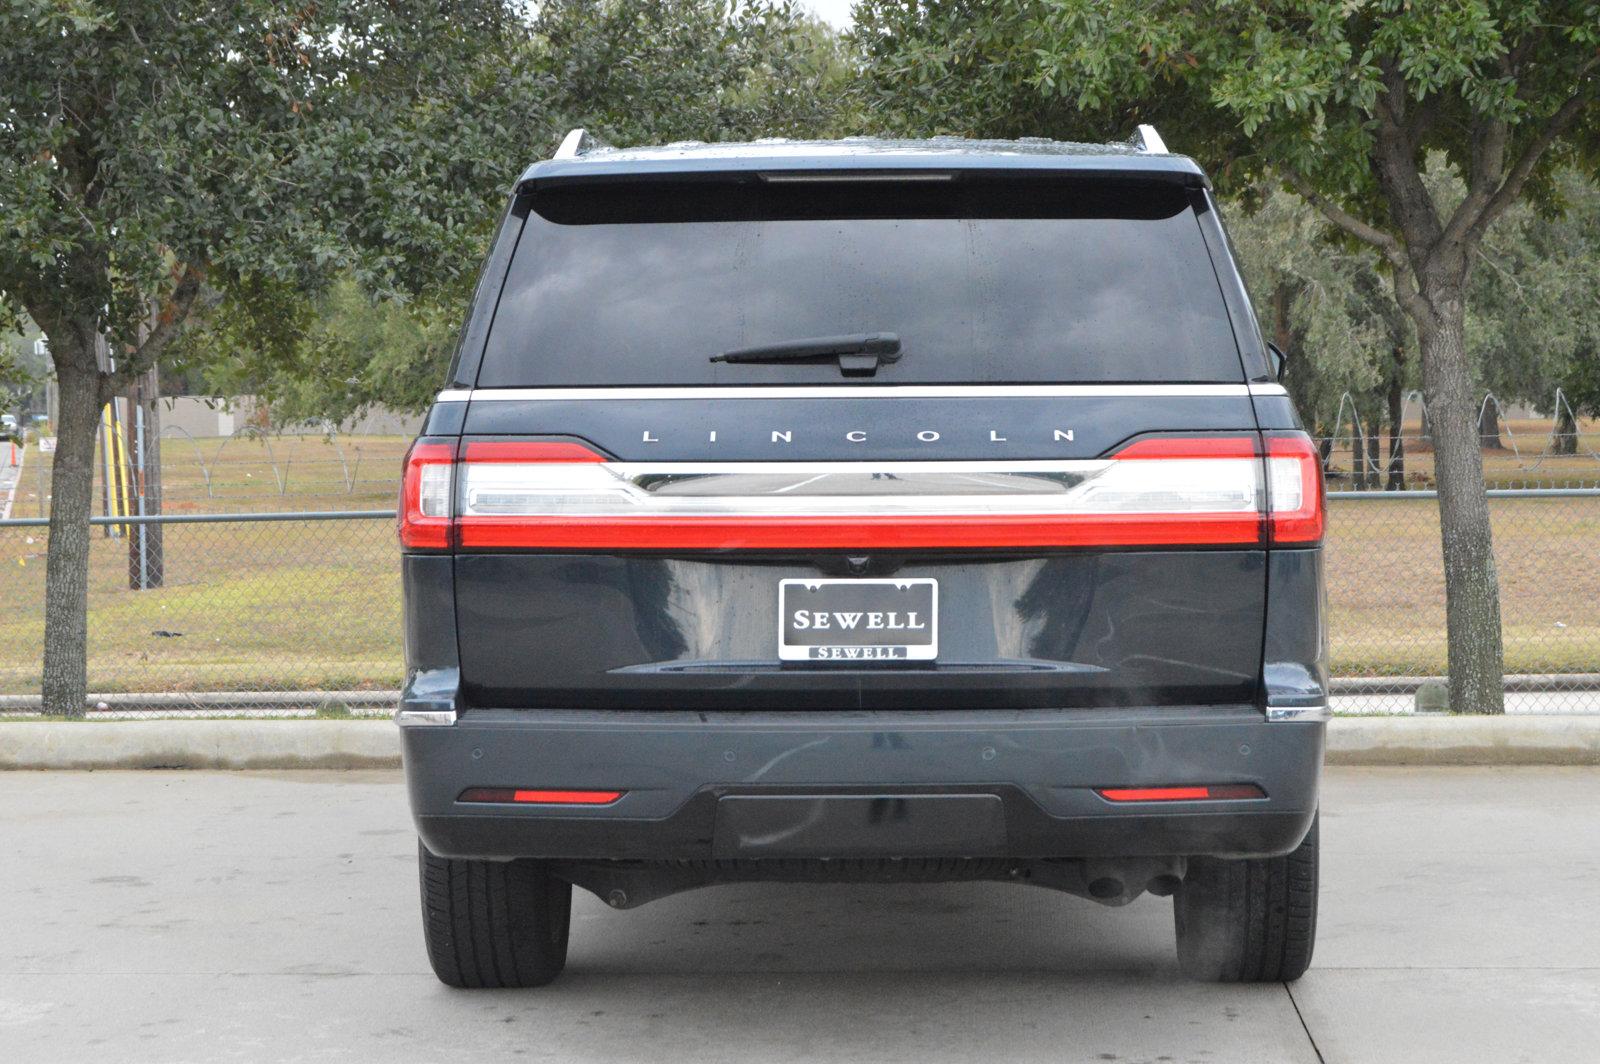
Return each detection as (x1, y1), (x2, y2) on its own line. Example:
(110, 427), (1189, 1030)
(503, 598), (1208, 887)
(636, 428), (1074, 444)
(792, 610), (926, 631)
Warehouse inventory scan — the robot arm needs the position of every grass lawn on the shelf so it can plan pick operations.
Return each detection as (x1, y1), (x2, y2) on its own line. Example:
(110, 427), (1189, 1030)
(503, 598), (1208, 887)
(0, 510), (401, 695)
(1325, 496), (1600, 675)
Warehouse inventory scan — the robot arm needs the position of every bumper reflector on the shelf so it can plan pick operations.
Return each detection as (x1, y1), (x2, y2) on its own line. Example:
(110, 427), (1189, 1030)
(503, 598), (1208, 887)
(458, 788), (625, 805)
(1096, 784), (1265, 802)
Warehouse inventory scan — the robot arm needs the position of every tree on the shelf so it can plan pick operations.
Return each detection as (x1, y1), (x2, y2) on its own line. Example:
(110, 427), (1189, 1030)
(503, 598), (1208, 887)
(186, 0), (854, 426)
(1466, 171), (1600, 456)
(0, 0), (531, 715)
(855, 1), (1600, 713)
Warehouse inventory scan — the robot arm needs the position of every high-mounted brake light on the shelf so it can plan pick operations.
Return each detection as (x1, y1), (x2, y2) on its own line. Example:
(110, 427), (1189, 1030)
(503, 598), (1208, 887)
(1097, 784), (1265, 802)
(398, 434), (1321, 552)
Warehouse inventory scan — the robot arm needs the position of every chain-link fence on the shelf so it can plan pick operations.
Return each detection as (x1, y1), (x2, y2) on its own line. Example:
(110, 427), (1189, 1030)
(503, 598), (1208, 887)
(7, 431), (407, 518)
(2, 493), (1599, 716)
(1317, 432), (1600, 493)
(0, 511), (401, 717)
(1325, 490), (1600, 713)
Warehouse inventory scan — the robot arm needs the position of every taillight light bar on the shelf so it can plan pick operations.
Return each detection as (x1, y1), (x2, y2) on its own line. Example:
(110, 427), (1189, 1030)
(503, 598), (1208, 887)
(1097, 784), (1266, 802)
(399, 433), (1326, 551)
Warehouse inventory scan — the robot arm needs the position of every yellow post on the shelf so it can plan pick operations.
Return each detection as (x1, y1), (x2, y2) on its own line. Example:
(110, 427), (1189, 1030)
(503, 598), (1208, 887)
(103, 402), (132, 534)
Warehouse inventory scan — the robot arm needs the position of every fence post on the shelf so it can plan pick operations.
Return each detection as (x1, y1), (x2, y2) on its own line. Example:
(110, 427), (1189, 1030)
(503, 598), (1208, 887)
(125, 367), (164, 590)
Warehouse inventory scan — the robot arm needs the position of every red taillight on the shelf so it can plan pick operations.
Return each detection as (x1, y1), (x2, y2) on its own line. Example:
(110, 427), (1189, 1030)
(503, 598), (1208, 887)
(1111, 436), (1259, 460)
(399, 440), (455, 549)
(457, 787), (624, 805)
(1265, 434), (1325, 544)
(462, 440), (608, 464)
(1097, 784), (1266, 802)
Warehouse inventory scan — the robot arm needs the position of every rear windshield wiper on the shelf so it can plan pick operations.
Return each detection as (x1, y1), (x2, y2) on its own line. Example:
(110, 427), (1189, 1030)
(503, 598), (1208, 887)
(711, 333), (902, 377)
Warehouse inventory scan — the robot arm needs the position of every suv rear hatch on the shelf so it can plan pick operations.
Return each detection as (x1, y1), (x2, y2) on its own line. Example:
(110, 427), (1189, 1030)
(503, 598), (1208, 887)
(408, 172), (1319, 710)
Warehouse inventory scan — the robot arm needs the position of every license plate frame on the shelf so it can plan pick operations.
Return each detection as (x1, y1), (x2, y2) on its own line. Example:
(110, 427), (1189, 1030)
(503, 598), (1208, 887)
(778, 578), (938, 662)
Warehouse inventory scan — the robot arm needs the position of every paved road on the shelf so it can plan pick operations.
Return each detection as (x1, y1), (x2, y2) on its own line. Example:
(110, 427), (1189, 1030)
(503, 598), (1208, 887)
(2, 767), (1596, 1063)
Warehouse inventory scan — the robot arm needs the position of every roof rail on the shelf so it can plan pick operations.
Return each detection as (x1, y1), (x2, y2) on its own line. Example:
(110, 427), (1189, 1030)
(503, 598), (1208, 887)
(554, 128), (613, 160)
(1134, 124), (1168, 154)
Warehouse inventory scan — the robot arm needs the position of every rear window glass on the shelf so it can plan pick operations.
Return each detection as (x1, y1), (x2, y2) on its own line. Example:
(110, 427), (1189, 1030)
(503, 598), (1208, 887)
(477, 178), (1244, 386)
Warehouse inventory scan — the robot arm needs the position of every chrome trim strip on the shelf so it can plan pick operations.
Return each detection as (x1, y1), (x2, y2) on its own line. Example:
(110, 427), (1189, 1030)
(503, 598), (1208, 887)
(395, 709), (457, 727)
(442, 384), (1265, 403)
(1265, 703), (1332, 722)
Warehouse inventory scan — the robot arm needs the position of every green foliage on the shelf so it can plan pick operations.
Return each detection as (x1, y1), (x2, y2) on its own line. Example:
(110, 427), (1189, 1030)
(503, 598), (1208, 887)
(538, 0), (851, 146)
(0, 337), (31, 395)
(0, 0), (536, 374)
(1468, 171), (1600, 412)
(199, 0), (855, 420)
(855, 2), (1599, 218)
(196, 279), (454, 423)
(1228, 188), (1405, 433)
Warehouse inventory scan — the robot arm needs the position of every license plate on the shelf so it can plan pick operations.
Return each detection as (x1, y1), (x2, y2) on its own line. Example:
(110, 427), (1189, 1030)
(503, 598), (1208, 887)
(778, 579), (938, 662)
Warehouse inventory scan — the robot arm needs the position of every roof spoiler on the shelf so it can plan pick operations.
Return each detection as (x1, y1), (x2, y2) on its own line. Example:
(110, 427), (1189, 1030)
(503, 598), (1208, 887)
(555, 126), (1168, 160)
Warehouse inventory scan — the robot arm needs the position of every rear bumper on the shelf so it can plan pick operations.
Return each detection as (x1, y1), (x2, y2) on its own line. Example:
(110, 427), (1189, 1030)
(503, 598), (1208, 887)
(401, 706), (1323, 862)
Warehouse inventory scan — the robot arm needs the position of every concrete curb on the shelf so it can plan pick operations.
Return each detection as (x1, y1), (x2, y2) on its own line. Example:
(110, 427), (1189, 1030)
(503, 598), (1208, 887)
(0, 720), (400, 770)
(1324, 715), (1600, 766)
(4, 715), (1600, 771)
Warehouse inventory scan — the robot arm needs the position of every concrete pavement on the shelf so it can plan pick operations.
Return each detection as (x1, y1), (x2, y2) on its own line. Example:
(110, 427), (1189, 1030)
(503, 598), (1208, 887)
(1, 767), (1597, 1063)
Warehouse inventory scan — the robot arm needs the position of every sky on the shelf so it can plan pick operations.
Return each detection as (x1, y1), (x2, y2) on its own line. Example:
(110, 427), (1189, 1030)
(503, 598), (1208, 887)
(800, 0), (854, 28)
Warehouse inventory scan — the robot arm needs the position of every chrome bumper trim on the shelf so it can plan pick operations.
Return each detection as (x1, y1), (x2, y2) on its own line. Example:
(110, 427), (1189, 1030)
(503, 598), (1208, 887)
(395, 709), (458, 727)
(1265, 703), (1332, 723)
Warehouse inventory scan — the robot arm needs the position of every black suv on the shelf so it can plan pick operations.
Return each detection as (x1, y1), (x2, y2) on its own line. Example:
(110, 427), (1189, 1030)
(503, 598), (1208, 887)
(398, 128), (1327, 988)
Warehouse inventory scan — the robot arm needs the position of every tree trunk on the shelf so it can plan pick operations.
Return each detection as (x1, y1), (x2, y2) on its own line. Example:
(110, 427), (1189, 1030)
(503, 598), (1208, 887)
(1552, 404), (1578, 456)
(1418, 308), (1506, 714)
(1351, 426), (1368, 490)
(1477, 399), (1506, 451)
(41, 350), (104, 717)
(1386, 356), (1405, 490)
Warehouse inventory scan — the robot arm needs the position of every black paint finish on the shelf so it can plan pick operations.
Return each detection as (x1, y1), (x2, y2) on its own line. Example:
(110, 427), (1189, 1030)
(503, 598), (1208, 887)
(453, 551), (1266, 710)
(1263, 549), (1330, 709)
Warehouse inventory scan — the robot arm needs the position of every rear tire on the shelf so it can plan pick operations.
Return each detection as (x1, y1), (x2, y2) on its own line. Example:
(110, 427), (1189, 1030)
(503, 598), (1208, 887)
(418, 842), (572, 988)
(1173, 815), (1318, 982)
